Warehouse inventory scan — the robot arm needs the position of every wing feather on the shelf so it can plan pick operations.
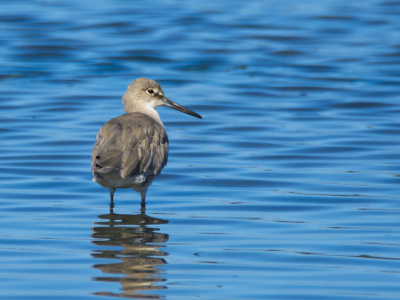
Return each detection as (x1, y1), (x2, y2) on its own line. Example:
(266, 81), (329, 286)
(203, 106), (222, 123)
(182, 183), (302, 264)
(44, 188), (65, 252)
(121, 127), (132, 141)
(121, 150), (140, 178)
(123, 149), (139, 168)
(91, 113), (169, 179)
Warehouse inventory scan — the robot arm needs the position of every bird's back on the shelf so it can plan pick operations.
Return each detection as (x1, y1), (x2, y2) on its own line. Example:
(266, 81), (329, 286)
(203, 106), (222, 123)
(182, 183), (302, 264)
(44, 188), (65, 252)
(91, 113), (169, 188)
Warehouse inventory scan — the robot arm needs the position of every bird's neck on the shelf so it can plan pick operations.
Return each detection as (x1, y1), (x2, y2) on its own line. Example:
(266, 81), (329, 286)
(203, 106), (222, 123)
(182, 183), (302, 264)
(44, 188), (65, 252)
(124, 103), (163, 126)
(122, 93), (164, 126)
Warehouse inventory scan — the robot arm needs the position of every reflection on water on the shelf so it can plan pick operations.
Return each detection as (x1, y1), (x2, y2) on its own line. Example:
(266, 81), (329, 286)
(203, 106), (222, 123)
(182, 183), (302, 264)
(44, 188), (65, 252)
(3, 0), (400, 298)
(91, 206), (169, 299)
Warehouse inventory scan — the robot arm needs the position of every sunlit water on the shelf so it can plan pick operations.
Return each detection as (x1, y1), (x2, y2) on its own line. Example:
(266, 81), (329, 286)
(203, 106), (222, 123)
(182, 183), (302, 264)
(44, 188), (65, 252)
(1, 0), (400, 299)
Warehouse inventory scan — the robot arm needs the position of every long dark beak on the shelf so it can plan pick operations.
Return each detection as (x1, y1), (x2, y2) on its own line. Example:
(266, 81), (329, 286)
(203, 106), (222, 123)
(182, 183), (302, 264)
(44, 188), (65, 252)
(162, 98), (202, 119)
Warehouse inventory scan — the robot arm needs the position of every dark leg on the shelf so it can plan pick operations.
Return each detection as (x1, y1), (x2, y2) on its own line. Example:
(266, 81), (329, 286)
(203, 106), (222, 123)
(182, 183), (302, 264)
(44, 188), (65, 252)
(140, 189), (147, 209)
(109, 188), (116, 206)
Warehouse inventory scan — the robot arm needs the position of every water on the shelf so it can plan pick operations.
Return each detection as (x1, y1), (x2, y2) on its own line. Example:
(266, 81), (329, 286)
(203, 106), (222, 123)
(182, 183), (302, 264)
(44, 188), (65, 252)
(1, 0), (400, 299)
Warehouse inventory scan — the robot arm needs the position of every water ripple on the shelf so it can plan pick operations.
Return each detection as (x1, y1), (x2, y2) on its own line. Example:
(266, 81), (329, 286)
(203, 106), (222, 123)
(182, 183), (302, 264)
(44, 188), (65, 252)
(1, 0), (400, 299)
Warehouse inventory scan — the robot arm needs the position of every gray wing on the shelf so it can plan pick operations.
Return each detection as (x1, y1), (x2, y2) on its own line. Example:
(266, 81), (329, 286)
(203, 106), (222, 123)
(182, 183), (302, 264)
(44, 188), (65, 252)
(91, 113), (169, 178)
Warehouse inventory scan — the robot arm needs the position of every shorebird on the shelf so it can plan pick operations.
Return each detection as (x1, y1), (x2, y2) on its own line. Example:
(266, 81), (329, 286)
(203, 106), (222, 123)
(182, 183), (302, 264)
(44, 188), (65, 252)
(91, 78), (202, 207)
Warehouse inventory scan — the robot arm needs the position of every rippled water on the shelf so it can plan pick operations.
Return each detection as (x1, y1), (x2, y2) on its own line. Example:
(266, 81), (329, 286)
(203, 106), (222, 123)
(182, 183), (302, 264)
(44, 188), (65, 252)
(2, 0), (400, 299)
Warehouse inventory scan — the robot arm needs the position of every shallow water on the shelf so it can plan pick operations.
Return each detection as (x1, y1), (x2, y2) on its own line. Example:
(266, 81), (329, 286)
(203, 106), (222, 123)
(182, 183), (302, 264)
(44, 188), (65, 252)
(1, 0), (400, 299)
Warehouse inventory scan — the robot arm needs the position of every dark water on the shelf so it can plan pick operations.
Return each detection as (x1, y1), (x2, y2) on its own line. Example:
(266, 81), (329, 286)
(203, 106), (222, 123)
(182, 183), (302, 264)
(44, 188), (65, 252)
(1, 0), (400, 299)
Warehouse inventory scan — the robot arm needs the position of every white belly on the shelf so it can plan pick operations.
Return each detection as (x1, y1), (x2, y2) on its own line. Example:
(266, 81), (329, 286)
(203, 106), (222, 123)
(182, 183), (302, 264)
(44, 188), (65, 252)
(93, 171), (147, 190)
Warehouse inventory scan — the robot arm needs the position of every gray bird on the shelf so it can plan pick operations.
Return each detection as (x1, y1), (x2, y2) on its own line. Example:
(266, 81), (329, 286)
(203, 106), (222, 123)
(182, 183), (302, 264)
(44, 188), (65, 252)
(91, 78), (202, 207)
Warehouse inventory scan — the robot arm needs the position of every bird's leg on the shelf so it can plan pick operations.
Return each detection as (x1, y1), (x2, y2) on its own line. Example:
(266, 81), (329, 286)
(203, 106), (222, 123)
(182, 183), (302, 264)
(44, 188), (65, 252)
(109, 188), (116, 207)
(140, 189), (147, 209)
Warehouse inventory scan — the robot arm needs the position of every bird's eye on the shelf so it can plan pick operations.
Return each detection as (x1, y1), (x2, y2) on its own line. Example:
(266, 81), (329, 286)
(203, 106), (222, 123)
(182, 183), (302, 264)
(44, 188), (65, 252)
(147, 89), (154, 95)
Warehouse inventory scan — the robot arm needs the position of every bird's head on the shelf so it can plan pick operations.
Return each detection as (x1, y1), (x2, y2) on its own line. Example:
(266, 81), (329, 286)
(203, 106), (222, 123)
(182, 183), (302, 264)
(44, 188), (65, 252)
(122, 78), (202, 119)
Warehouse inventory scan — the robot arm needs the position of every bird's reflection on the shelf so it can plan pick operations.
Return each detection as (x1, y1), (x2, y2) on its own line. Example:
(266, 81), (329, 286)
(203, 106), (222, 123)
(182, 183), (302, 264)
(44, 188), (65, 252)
(91, 205), (169, 299)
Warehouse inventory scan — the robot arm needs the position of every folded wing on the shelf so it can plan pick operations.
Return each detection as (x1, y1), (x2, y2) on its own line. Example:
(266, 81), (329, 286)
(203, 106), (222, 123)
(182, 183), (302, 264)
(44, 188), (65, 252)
(91, 113), (169, 179)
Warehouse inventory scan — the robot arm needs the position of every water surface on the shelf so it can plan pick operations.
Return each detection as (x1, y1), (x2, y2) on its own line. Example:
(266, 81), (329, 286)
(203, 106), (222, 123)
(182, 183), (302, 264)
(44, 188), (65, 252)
(1, 0), (400, 299)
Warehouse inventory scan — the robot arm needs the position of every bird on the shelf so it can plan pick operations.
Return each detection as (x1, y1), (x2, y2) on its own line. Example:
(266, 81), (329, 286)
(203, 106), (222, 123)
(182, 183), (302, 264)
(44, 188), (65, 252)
(91, 78), (202, 207)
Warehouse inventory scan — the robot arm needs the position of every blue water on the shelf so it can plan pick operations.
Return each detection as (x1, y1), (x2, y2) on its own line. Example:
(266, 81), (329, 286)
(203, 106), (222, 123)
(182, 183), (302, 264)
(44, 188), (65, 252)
(1, 0), (400, 299)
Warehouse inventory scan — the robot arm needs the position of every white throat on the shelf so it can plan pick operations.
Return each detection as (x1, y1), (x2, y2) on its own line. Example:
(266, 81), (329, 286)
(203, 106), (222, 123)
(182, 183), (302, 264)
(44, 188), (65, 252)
(141, 103), (163, 126)
(122, 92), (164, 126)
(124, 102), (163, 126)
